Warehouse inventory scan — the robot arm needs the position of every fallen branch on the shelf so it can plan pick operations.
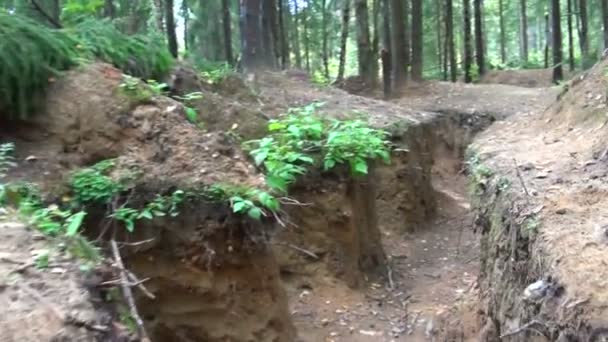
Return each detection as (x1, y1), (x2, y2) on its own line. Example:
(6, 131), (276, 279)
(513, 158), (531, 198)
(29, 0), (62, 28)
(100, 277), (150, 287)
(110, 240), (151, 342)
(273, 242), (319, 260)
(499, 320), (547, 339)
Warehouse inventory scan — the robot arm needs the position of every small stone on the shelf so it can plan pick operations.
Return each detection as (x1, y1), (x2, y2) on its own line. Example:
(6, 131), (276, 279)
(25, 155), (37, 162)
(555, 208), (567, 215)
(212, 152), (219, 158)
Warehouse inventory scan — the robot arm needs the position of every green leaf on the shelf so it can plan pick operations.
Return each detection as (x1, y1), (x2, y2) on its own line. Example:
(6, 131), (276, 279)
(125, 220), (135, 232)
(232, 201), (248, 213)
(353, 159), (368, 175)
(65, 211), (86, 237)
(266, 175), (287, 193)
(324, 159), (336, 170)
(247, 207), (263, 220)
(184, 106), (198, 123)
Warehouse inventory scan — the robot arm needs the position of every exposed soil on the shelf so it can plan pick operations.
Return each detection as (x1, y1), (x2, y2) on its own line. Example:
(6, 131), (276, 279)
(6, 58), (605, 342)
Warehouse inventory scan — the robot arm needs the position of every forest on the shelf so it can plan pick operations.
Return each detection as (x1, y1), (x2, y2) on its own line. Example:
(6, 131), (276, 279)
(2, 1), (608, 342)
(2, 0), (608, 93)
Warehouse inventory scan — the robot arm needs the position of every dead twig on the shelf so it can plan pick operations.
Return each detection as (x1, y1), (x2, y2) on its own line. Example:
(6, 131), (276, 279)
(499, 320), (547, 339)
(126, 270), (156, 299)
(99, 277), (150, 287)
(117, 238), (156, 247)
(513, 158), (531, 198)
(272, 242), (319, 259)
(279, 197), (313, 206)
(110, 240), (151, 342)
(387, 258), (395, 290)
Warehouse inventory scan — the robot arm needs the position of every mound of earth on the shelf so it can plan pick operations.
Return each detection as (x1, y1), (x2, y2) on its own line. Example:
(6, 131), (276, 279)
(480, 68), (557, 88)
(470, 58), (608, 340)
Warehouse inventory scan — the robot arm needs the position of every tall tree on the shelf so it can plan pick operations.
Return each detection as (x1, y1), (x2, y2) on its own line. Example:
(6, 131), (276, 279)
(446, 0), (456, 82)
(464, 0), (473, 83)
(382, 0), (392, 97)
(278, 0), (290, 68)
(303, 0), (311, 72)
(578, 0), (589, 68)
(180, 0), (189, 50)
(498, 0), (506, 63)
(391, 0), (408, 88)
(337, 0), (351, 82)
(322, 0), (330, 79)
(165, 0), (178, 58)
(153, 0), (164, 32)
(292, 0), (302, 68)
(602, 0), (608, 50)
(222, 0), (234, 65)
(240, 0), (273, 71)
(473, 0), (485, 76)
(411, 0), (423, 81)
(519, 0), (528, 64)
(103, 0), (115, 18)
(567, 0), (574, 70)
(435, 0), (444, 79)
(551, 0), (563, 82)
(355, 0), (375, 85)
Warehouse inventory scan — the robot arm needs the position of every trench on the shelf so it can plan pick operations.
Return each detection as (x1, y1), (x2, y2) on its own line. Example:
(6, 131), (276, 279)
(116, 110), (495, 342)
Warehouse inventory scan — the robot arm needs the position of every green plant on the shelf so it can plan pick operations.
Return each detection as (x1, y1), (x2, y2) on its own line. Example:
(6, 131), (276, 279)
(110, 190), (185, 232)
(246, 103), (391, 192)
(119, 75), (153, 102)
(146, 79), (169, 95)
(35, 251), (50, 269)
(173, 91), (204, 103)
(0, 143), (15, 178)
(197, 60), (234, 83)
(208, 185), (280, 220)
(184, 106), (198, 124)
(70, 159), (122, 204)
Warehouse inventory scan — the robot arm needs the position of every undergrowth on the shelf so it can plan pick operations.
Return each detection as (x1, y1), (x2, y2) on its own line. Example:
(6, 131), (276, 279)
(244, 103), (392, 193)
(0, 13), (173, 120)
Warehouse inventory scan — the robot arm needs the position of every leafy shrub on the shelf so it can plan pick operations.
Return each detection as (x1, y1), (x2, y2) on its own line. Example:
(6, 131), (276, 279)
(206, 184), (280, 220)
(196, 60), (234, 83)
(70, 159), (122, 204)
(0, 12), (77, 119)
(245, 103), (391, 192)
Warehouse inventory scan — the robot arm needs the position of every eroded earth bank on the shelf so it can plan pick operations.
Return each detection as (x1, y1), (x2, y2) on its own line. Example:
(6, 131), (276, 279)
(4, 59), (608, 342)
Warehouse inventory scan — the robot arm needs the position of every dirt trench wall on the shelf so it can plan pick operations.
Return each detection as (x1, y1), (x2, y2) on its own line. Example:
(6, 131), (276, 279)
(471, 163), (607, 342)
(123, 202), (296, 342)
(273, 169), (386, 288)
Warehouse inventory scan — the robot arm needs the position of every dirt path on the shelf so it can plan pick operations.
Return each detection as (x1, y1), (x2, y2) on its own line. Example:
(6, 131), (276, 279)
(290, 169), (480, 342)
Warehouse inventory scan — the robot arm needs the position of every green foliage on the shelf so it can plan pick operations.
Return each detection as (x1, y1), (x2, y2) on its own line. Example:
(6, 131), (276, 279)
(70, 159), (122, 204)
(207, 184), (279, 220)
(197, 61), (234, 83)
(246, 103), (391, 193)
(146, 79), (169, 95)
(110, 190), (185, 232)
(119, 75), (153, 102)
(0, 12), (77, 119)
(0, 143), (15, 178)
(61, 0), (105, 24)
(69, 19), (173, 80)
(184, 106), (199, 124)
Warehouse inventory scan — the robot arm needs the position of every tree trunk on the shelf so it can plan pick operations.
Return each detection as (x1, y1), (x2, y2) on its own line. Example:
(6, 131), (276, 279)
(104, 0), (115, 18)
(371, 0), (380, 83)
(279, 0), (290, 68)
(519, 0), (528, 64)
(240, 0), (272, 71)
(411, 0), (423, 81)
(551, 0), (563, 82)
(165, 0), (178, 58)
(222, 0), (234, 65)
(356, 0), (375, 85)
(435, 0), (443, 79)
(544, 13), (549, 69)
(337, 0), (351, 82)
(303, 0), (311, 72)
(473, 0), (485, 76)
(498, 0), (506, 64)
(602, 0), (608, 50)
(382, 0), (391, 97)
(579, 0), (589, 68)
(567, 0), (574, 70)
(391, 0), (407, 88)
(181, 0), (189, 50)
(154, 0), (165, 32)
(446, 0), (456, 82)
(463, 0), (473, 83)
(292, 0), (302, 68)
(322, 0), (330, 79)
(262, 0), (279, 68)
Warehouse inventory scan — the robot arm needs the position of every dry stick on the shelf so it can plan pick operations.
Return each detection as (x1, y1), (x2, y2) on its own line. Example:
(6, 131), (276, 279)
(110, 240), (151, 342)
(126, 270), (156, 299)
(273, 242), (319, 259)
(29, 0), (62, 28)
(499, 320), (546, 339)
(513, 158), (531, 198)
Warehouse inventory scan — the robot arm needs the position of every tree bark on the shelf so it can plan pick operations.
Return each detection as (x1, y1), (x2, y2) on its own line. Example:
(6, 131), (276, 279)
(519, 0), (528, 64)
(435, 0), (443, 79)
(165, 0), (178, 58)
(262, 0), (279, 68)
(292, 0), (302, 68)
(181, 0), (189, 50)
(104, 0), (115, 18)
(240, 0), (272, 71)
(544, 13), (549, 69)
(391, 0), (407, 88)
(411, 0), (423, 81)
(578, 0), (589, 68)
(567, 0), (574, 70)
(223, 0), (234, 65)
(602, 0), (608, 50)
(322, 0), (330, 79)
(498, 0), (506, 64)
(337, 0), (351, 82)
(473, 0), (485, 76)
(463, 0), (473, 83)
(303, 0), (311, 72)
(279, 0), (290, 68)
(382, 0), (391, 97)
(551, 0), (563, 82)
(154, 0), (165, 32)
(446, 0), (456, 82)
(356, 0), (375, 85)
